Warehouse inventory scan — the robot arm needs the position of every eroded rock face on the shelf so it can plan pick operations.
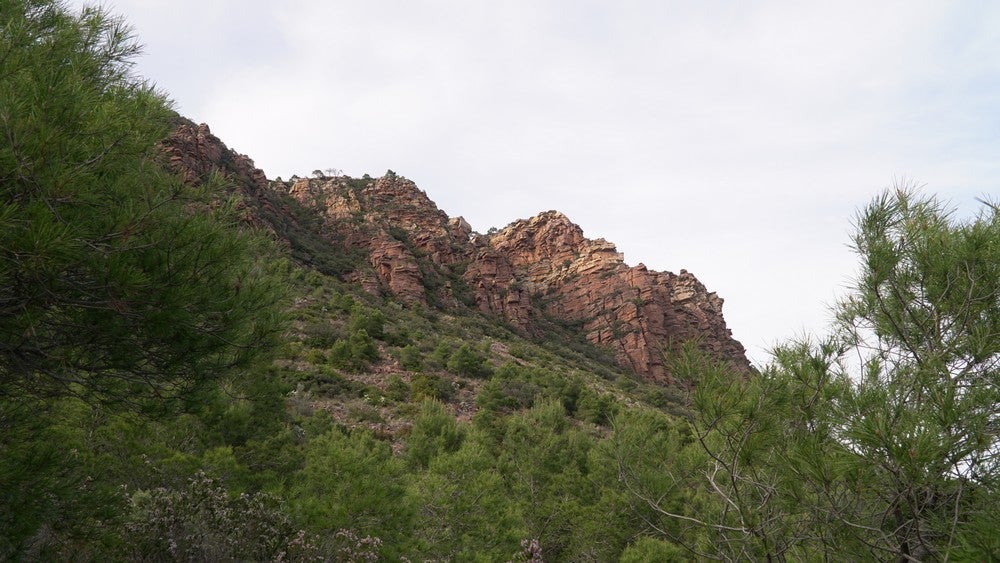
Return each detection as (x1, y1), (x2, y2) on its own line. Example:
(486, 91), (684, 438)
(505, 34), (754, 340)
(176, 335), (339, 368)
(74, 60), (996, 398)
(282, 173), (465, 305)
(162, 122), (750, 381)
(281, 175), (751, 380)
(485, 212), (750, 380)
(159, 120), (284, 232)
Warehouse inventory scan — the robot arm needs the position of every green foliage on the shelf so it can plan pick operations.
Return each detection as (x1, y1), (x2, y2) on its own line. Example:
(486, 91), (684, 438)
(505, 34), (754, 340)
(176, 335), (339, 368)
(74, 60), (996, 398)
(328, 329), (379, 372)
(385, 375), (411, 402)
(0, 399), (120, 559)
(125, 472), (301, 561)
(299, 369), (363, 398)
(827, 188), (1000, 560)
(630, 188), (1000, 561)
(430, 340), (453, 368)
(409, 433), (524, 560)
(575, 387), (616, 425)
(619, 537), (686, 562)
(410, 373), (455, 402)
(398, 344), (423, 371)
(476, 379), (539, 412)
(446, 343), (492, 378)
(497, 401), (595, 560)
(405, 401), (465, 470)
(328, 291), (355, 312)
(303, 321), (342, 348)
(290, 427), (413, 557)
(478, 362), (585, 417)
(305, 348), (326, 364)
(0, 0), (284, 411)
(348, 306), (386, 340)
(0, 3), (290, 554)
(602, 408), (710, 556)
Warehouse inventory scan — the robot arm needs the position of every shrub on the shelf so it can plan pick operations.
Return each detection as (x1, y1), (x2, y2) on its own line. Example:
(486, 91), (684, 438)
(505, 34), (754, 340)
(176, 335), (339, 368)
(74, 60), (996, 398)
(303, 322), (342, 348)
(398, 345), (423, 371)
(385, 376), (410, 402)
(430, 341), (452, 368)
(125, 472), (303, 561)
(410, 374), (455, 402)
(304, 348), (326, 365)
(476, 380), (539, 413)
(290, 428), (410, 557)
(328, 330), (379, 372)
(328, 292), (355, 312)
(447, 344), (491, 378)
(619, 537), (684, 562)
(406, 401), (465, 469)
(348, 307), (385, 340)
(575, 389), (615, 425)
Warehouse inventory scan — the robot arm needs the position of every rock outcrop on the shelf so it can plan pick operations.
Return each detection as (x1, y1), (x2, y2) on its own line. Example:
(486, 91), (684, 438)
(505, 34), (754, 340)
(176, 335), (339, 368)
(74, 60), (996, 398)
(278, 173), (751, 381)
(162, 122), (751, 382)
(159, 120), (288, 233)
(484, 212), (750, 380)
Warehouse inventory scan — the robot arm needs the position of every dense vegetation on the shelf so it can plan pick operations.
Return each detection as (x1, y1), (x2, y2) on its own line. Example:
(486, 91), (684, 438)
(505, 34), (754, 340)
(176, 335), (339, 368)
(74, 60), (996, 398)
(2, 1), (997, 561)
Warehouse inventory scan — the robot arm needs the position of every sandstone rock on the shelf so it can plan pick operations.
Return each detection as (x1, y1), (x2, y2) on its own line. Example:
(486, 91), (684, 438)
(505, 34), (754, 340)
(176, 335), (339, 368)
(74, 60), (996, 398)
(162, 121), (751, 382)
(369, 235), (426, 304)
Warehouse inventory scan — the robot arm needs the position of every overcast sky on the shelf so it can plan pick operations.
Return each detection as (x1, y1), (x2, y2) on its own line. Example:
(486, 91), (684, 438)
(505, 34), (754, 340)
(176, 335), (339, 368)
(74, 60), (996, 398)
(77, 0), (999, 365)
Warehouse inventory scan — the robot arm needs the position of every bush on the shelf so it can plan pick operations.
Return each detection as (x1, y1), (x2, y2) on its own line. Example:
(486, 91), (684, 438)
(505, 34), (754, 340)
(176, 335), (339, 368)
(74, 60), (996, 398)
(125, 472), (303, 561)
(619, 537), (685, 562)
(446, 344), (491, 378)
(290, 428), (411, 557)
(476, 380), (539, 413)
(508, 343), (532, 360)
(384, 376), (410, 402)
(328, 292), (355, 312)
(410, 374), (455, 402)
(398, 345), (423, 371)
(406, 401), (465, 469)
(348, 307), (385, 341)
(575, 388), (615, 425)
(301, 370), (360, 398)
(430, 341), (452, 368)
(305, 348), (326, 365)
(303, 322), (342, 348)
(328, 330), (379, 372)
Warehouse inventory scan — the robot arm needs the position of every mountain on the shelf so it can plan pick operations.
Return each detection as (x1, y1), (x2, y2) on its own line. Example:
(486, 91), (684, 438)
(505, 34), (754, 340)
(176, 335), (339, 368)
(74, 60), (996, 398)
(13, 3), (997, 558)
(162, 120), (751, 384)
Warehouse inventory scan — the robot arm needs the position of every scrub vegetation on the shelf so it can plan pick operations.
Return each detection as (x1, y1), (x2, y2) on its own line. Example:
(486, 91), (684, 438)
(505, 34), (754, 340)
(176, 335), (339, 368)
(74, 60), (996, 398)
(2, 2), (997, 560)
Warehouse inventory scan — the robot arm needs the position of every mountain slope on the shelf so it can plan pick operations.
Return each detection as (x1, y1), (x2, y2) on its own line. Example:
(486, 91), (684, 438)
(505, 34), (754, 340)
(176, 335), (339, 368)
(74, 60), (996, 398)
(162, 120), (751, 383)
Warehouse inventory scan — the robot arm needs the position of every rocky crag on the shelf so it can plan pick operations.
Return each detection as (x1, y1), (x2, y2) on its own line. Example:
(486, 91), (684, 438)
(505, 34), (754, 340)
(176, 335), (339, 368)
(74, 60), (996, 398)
(162, 121), (751, 382)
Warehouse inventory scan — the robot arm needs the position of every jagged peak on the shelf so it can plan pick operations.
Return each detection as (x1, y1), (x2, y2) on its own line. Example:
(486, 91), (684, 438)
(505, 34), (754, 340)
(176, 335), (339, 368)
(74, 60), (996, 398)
(487, 209), (624, 273)
(496, 210), (576, 234)
(162, 119), (750, 380)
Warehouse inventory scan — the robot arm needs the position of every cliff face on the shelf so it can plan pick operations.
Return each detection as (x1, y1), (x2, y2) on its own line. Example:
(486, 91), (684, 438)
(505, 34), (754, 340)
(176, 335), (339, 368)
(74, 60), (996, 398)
(482, 212), (750, 380)
(162, 122), (751, 381)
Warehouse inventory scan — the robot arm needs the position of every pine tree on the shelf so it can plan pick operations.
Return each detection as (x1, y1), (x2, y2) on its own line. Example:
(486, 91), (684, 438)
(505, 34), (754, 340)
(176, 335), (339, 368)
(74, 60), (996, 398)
(643, 187), (1000, 561)
(0, 0), (283, 411)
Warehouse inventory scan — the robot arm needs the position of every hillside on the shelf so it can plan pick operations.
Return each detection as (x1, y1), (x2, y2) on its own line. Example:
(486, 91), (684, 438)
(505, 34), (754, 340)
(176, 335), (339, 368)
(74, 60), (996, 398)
(6, 3), (998, 560)
(163, 120), (750, 384)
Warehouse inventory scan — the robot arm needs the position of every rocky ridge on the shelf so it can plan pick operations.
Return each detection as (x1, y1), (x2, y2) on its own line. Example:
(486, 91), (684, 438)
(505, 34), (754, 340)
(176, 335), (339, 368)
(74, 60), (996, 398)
(162, 121), (751, 382)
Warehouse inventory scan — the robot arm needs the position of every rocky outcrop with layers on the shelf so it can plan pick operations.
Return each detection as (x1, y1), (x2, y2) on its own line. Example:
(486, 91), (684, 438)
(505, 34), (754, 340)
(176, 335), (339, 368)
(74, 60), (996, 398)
(159, 120), (289, 234)
(162, 121), (751, 382)
(485, 212), (750, 380)
(279, 174), (751, 381)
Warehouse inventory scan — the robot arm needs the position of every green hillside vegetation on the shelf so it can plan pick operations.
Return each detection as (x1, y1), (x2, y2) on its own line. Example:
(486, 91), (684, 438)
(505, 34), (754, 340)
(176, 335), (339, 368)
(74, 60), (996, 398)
(2, 2), (998, 561)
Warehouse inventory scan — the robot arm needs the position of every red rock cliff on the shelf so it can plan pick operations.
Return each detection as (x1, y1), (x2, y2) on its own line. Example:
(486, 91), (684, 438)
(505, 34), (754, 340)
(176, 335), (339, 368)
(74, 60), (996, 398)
(485, 212), (751, 380)
(162, 122), (751, 381)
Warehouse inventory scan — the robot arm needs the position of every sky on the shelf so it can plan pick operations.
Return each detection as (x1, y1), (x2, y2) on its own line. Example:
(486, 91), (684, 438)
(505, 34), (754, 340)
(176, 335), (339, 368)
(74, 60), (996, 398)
(75, 0), (999, 365)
